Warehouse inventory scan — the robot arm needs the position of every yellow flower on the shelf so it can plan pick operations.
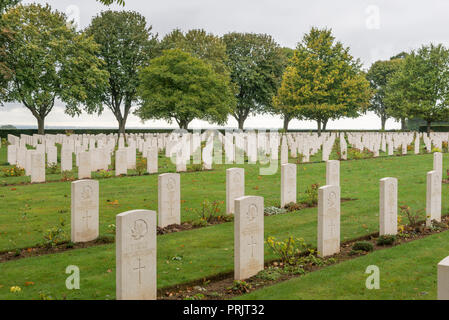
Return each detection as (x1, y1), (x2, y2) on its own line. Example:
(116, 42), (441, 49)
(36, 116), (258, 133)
(10, 286), (21, 293)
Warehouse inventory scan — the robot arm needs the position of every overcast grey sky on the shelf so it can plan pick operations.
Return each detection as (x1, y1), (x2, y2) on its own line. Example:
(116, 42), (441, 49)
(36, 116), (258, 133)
(2, 0), (448, 130)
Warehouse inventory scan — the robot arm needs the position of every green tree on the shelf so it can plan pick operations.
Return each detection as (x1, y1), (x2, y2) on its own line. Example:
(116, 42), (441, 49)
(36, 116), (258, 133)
(385, 44), (449, 135)
(223, 32), (285, 129)
(97, 0), (125, 5)
(85, 10), (158, 137)
(160, 29), (229, 76)
(271, 47), (300, 131)
(0, 4), (108, 134)
(135, 49), (235, 129)
(0, 0), (20, 14)
(274, 27), (371, 135)
(0, 0), (20, 90)
(366, 58), (403, 130)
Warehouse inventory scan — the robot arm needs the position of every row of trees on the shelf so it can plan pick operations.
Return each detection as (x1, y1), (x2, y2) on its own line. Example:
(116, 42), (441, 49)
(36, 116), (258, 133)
(1, 1), (449, 135)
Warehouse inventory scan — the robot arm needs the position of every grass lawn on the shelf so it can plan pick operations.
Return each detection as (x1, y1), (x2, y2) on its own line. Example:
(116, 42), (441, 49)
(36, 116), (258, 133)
(238, 229), (449, 300)
(0, 143), (448, 299)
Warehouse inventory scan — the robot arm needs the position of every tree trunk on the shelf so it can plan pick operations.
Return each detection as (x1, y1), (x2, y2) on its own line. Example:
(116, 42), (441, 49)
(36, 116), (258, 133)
(381, 116), (387, 131)
(118, 118), (126, 144)
(401, 118), (407, 131)
(317, 120), (322, 136)
(237, 117), (246, 130)
(322, 118), (328, 131)
(37, 117), (45, 135)
(283, 115), (291, 131)
(426, 120), (431, 136)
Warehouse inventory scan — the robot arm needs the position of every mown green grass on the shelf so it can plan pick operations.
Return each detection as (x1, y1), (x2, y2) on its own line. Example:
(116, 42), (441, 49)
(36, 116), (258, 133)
(0, 143), (447, 299)
(238, 230), (449, 300)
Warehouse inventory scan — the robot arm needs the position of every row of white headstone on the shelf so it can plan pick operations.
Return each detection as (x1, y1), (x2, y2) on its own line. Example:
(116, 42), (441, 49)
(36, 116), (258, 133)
(7, 131), (449, 179)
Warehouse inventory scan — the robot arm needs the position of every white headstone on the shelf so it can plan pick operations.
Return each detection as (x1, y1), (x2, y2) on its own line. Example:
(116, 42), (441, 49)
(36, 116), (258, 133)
(234, 196), (264, 280)
(115, 149), (128, 176)
(426, 170), (441, 227)
(379, 177), (397, 236)
(30, 152), (45, 183)
(226, 168), (245, 215)
(281, 163), (296, 207)
(71, 180), (99, 243)
(78, 151), (91, 179)
(318, 185), (340, 257)
(116, 210), (157, 300)
(158, 173), (181, 228)
(438, 256), (449, 300)
(326, 160), (340, 186)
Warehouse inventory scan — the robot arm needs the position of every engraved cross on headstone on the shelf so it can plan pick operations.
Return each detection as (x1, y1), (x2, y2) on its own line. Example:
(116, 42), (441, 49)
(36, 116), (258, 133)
(82, 210), (92, 229)
(134, 257), (145, 285)
(248, 235), (257, 258)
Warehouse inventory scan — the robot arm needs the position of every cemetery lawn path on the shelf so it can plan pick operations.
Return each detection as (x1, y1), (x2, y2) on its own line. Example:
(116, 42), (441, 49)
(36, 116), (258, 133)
(238, 229), (449, 300)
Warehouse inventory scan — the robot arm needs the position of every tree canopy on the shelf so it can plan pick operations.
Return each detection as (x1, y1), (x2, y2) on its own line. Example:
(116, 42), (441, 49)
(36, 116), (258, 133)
(366, 58), (403, 130)
(0, 4), (108, 134)
(223, 32), (285, 129)
(85, 10), (158, 136)
(160, 29), (229, 76)
(135, 49), (235, 129)
(385, 44), (449, 134)
(97, 0), (125, 6)
(274, 27), (371, 134)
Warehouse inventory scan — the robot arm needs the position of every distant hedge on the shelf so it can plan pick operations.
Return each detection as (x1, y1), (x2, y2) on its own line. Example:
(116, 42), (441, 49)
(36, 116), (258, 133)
(0, 128), (174, 139)
(0, 128), (416, 139)
(418, 126), (449, 132)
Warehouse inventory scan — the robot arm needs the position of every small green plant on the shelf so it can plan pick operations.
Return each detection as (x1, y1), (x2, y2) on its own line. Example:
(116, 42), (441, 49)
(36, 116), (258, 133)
(432, 147), (442, 153)
(264, 206), (287, 216)
(284, 202), (302, 212)
(377, 235), (396, 246)
(2, 166), (25, 177)
(184, 293), (205, 300)
(227, 280), (252, 294)
(266, 236), (317, 266)
(256, 267), (282, 281)
(135, 157), (147, 176)
(399, 205), (421, 227)
(61, 170), (75, 181)
(193, 200), (232, 226)
(42, 218), (67, 248)
(97, 169), (113, 178)
(188, 164), (203, 172)
(302, 183), (319, 207)
(46, 163), (59, 174)
(352, 241), (373, 252)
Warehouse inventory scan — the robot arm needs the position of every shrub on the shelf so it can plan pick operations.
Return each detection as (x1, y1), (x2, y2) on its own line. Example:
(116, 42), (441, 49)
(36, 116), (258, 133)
(377, 235), (396, 246)
(266, 236), (319, 266)
(193, 200), (232, 226)
(302, 183), (319, 207)
(256, 267), (282, 281)
(264, 206), (287, 216)
(2, 166), (25, 177)
(352, 241), (373, 252)
(284, 202), (302, 212)
(61, 171), (75, 181)
(399, 205), (421, 227)
(227, 280), (252, 294)
(135, 157), (147, 176)
(42, 218), (67, 248)
(97, 169), (113, 178)
(188, 164), (203, 172)
(46, 163), (59, 174)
